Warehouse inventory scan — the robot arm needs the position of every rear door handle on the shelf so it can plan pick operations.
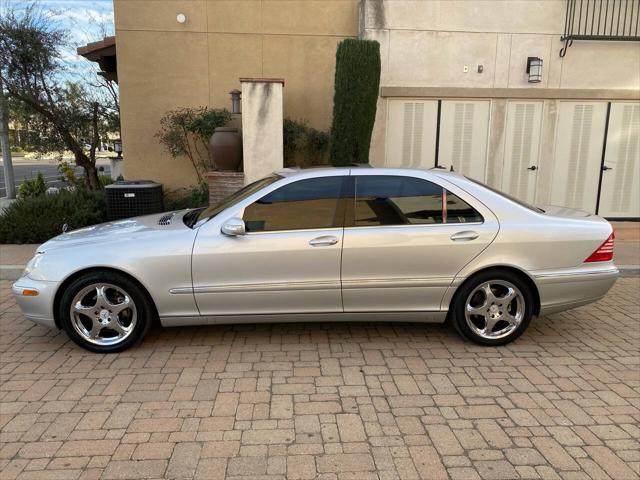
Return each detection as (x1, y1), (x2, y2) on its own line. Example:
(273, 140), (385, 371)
(309, 235), (339, 247)
(450, 231), (479, 242)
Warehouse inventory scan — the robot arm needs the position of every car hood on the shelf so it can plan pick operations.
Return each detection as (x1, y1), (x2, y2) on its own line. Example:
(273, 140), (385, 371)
(38, 210), (192, 252)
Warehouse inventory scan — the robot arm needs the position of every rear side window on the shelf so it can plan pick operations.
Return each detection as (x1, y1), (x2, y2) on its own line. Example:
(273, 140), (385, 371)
(445, 190), (483, 223)
(243, 176), (345, 232)
(353, 175), (482, 226)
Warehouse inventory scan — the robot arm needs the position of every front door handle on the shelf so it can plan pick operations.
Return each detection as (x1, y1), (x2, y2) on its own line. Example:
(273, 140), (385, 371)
(309, 235), (339, 247)
(450, 231), (479, 242)
(528, 165), (537, 171)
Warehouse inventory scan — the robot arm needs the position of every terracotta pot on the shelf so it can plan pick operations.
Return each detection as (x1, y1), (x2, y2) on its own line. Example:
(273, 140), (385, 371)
(209, 127), (242, 171)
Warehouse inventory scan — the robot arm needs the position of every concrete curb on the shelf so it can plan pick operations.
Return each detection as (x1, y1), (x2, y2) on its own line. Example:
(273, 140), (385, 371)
(0, 265), (25, 281)
(1, 264), (638, 282)
(618, 265), (640, 277)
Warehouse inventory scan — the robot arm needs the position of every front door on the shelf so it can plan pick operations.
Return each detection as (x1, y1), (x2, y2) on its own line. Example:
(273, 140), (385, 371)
(341, 173), (499, 312)
(191, 174), (347, 316)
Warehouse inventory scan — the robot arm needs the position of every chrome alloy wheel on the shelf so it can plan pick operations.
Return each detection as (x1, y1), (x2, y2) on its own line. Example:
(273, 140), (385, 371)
(464, 280), (524, 340)
(70, 283), (137, 346)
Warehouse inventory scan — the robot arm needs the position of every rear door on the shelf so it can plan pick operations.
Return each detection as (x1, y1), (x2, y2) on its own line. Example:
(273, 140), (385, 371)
(341, 172), (499, 312)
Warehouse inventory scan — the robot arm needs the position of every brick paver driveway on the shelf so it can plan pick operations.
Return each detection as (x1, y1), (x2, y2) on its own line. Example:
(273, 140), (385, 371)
(1, 278), (639, 480)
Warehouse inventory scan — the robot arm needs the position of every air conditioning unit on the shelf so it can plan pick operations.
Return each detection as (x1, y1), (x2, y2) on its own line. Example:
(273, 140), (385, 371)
(105, 180), (163, 220)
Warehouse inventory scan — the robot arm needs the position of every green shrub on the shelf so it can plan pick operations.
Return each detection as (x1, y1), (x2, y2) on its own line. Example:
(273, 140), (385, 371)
(18, 172), (47, 198)
(57, 161), (79, 186)
(329, 39), (381, 166)
(283, 118), (331, 168)
(164, 182), (209, 211)
(283, 118), (309, 167)
(0, 188), (106, 244)
(99, 174), (113, 187)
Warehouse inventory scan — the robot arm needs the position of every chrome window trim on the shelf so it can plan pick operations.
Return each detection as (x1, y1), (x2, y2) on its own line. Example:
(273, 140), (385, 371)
(242, 226), (344, 236)
(343, 222), (484, 231)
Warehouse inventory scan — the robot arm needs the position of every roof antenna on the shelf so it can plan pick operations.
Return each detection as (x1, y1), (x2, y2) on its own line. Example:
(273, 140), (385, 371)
(450, 165), (455, 172)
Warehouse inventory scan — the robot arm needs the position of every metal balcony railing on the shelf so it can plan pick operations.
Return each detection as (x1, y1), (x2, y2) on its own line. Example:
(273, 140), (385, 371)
(560, 0), (640, 56)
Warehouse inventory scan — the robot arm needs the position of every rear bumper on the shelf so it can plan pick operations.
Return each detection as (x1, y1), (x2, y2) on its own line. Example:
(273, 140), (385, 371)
(12, 277), (58, 328)
(532, 264), (619, 315)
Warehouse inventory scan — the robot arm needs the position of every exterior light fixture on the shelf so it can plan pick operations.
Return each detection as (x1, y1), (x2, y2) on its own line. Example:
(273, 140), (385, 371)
(114, 139), (123, 159)
(176, 13), (186, 24)
(230, 89), (241, 114)
(526, 57), (543, 83)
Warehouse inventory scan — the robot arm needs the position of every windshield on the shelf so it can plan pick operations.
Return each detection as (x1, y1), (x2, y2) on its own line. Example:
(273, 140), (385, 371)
(188, 174), (282, 228)
(464, 176), (544, 213)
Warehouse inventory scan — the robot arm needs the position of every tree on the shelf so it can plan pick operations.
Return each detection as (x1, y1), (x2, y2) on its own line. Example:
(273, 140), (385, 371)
(329, 39), (381, 166)
(0, 5), (113, 190)
(0, 76), (16, 198)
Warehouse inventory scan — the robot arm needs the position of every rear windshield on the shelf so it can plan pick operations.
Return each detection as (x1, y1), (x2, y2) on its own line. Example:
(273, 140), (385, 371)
(465, 177), (544, 213)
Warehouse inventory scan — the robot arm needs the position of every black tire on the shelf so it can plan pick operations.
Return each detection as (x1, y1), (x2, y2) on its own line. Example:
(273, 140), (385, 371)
(451, 269), (534, 346)
(59, 271), (154, 353)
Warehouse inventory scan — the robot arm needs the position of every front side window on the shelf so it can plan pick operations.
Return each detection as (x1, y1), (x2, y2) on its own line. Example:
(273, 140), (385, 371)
(192, 174), (281, 227)
(243, 176), (345, 232)
(353, 175), (482, 226)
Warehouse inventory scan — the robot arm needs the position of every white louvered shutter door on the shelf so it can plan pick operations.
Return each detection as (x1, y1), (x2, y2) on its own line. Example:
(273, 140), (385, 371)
(550, 102), (607, 213)
(438, 100), (490, 181)
(385, 99), (438, 168)
(598, 102), (640, 218)
(501, 101), (542, 204)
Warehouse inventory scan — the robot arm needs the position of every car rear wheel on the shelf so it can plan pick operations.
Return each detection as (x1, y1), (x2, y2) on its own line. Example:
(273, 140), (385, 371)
(59, 271), (153, 353)
(451, 270), (533, 346)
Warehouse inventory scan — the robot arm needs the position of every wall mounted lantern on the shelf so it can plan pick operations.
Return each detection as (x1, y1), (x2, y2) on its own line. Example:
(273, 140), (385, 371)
(176, 13), (186, 24)
(526, 57), (543, 83)
(114, 139), (123, 159)
(230, 89), (241, 114)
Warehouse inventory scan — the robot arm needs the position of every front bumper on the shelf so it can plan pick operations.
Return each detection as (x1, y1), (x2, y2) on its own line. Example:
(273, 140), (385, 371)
(12, 276), (59, 328)
(533, 264), (619, 315)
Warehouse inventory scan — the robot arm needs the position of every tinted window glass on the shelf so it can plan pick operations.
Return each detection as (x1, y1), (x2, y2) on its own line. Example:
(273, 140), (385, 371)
(243, 177), (344, 232)
(194, 174), (281, 226)
(354, 176), (444, 226)
(445, 191), (483, 223)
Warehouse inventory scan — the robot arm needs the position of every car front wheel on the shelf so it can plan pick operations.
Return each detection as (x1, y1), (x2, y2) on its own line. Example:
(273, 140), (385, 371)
(59, 272), (153, 353)
(451, 270), (534, 346)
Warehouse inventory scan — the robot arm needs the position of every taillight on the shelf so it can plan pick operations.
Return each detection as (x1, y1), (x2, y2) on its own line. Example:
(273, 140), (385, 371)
(584, 232), (615, 262)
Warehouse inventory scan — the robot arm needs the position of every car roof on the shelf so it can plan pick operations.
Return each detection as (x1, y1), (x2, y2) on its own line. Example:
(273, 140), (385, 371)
(276, 165), (465, 178)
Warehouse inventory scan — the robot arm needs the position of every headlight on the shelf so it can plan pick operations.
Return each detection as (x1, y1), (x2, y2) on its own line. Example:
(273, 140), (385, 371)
(22, 253), (44, 278)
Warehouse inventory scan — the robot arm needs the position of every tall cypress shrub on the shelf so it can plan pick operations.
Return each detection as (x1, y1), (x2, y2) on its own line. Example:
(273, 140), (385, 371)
(329, 39), (381, 166)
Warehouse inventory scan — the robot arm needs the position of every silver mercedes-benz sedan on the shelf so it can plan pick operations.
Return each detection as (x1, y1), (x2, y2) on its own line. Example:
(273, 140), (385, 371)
(13, 167), (618, 352)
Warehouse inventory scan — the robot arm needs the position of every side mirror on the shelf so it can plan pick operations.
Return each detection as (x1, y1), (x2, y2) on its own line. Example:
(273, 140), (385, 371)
(221, 217), (246, 236)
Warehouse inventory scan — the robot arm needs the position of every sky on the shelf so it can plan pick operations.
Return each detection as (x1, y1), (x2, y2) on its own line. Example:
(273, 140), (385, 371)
(2, 0), (115, 80)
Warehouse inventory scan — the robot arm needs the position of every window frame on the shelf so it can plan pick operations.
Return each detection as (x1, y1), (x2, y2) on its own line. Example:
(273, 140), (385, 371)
(345, 174), (484, 229)
(241, 175), (351, 235)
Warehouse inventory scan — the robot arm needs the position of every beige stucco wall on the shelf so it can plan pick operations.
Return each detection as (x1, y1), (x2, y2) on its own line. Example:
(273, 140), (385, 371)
(362, 0), (640, 168)
(362, 0), (640, 90)
(115, 0), (358, 189)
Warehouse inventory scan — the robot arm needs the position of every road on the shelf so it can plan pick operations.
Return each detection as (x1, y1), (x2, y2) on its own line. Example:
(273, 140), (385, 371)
(0, 161), (111, 197)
